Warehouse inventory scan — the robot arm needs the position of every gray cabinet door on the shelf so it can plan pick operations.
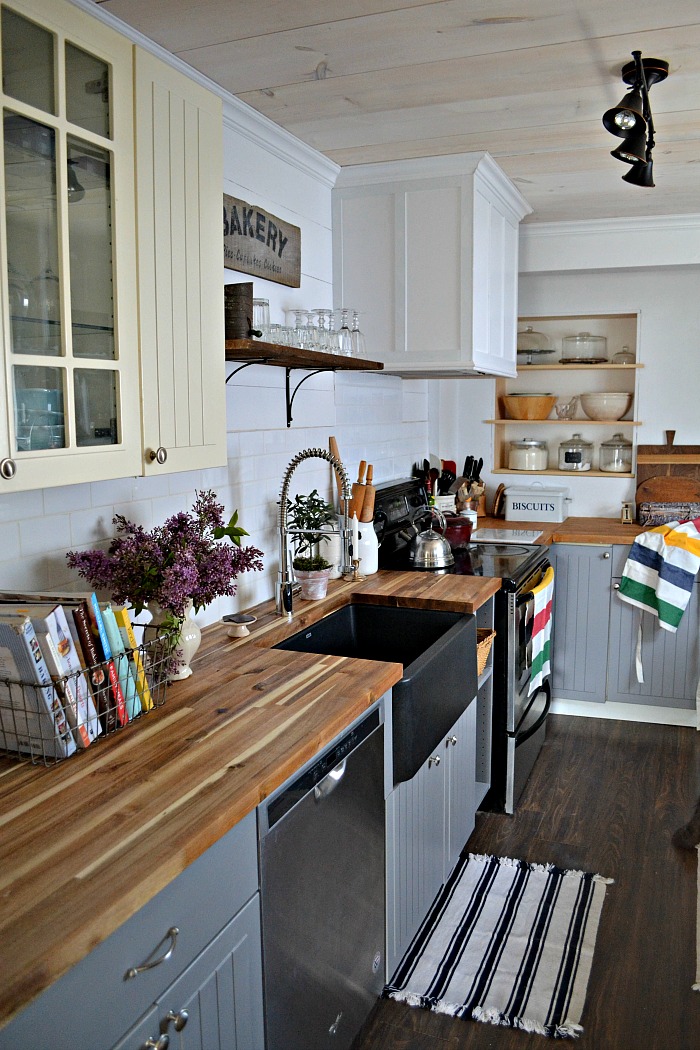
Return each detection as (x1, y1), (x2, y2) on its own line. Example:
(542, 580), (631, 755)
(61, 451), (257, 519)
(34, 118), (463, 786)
(444, 702), (477, 881)
(113, 896), (264, 1050)
(552, 544), (612, 703)
(608, 585), (700, 710)
(386, 748), (445, 977)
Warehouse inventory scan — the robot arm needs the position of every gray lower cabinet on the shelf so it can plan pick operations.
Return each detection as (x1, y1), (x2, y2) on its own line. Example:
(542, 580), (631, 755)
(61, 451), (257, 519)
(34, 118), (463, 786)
(112, 896), (263, 1050)
(552, 543), (613, 703)
(385, 701), (477, 977)
(0, 811), (264, 1050)
(552, 542), (699, 711)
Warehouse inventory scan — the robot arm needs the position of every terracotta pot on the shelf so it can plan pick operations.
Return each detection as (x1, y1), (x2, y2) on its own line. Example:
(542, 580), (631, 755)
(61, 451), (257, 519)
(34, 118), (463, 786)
(294, 567), (333, 600)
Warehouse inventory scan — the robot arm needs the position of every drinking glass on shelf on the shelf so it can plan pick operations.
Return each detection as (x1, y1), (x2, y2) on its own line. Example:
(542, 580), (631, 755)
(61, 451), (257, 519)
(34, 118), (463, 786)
(252, 298), (270, 338)
(286, 308), (309, 349)
(336, 307), (353, 357)
(314, 309), (336, 354)
(350, 311), (366, 358)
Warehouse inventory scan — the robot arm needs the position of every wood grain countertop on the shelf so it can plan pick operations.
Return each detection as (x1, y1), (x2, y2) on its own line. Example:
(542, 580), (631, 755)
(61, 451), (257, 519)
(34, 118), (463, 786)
(477, 515), (643, 546)
(0, 569), (498, 1030)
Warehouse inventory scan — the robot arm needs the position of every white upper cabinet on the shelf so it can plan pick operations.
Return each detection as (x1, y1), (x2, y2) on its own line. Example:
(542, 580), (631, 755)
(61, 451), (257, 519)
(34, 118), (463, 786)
(0, 0), (141, 490)
(134, 49), (226, 476)
(333, 153), (531, 377)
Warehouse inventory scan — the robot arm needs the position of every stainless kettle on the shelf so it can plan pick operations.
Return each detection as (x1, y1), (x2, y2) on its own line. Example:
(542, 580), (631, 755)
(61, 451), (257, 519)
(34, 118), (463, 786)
(408, 508), (455, 571)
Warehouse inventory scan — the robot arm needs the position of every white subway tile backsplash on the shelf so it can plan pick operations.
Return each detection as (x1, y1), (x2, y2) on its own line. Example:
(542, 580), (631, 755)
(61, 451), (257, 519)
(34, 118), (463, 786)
(20, 513), (72, 558)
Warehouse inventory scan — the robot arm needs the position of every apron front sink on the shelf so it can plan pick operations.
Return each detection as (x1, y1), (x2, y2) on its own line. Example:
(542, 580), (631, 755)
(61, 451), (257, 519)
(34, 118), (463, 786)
(274, 603), (477, 784)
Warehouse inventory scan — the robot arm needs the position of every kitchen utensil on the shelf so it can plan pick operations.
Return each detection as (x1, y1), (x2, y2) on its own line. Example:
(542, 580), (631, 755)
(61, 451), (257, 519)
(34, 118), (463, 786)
(600, 432), (633, 473)
(439, 468), (456, 494)
(474, 457), (483, 481)
(329, 436), (344, 504)
(360, 464), (375, 522)
(501, 394), (557, 420)
(554, 396), (578, 420)
(428, 466), (439, 495)
(558, 433), (593, 471)
(408, 509), (455, 570)
(463, 455), (473, 479)
(442, 459), (457, 477)
(348, 460), (367, 519)
(579, 392), (632, 421)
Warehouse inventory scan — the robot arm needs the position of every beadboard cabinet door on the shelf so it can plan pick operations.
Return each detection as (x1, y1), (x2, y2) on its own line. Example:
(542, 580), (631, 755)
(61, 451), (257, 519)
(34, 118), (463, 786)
(551, 544), (612, 703)
(134, 48), (227, 476)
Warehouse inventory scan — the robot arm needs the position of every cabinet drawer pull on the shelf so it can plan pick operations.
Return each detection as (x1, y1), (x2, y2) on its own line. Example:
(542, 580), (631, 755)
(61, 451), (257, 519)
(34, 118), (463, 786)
(143, 1036), (169, 1050)
(428, 755), (441, 767)
(125, 926), (179, 980)
(166, 1009), (189, 1032)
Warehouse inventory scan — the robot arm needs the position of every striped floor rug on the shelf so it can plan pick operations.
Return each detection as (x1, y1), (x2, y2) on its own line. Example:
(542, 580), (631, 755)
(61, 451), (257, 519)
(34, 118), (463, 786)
(385, 853), (613, 1039)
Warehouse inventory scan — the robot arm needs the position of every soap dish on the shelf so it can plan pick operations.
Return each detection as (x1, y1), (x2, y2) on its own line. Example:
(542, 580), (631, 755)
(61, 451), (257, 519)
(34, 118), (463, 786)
(223, 613), (257, 638)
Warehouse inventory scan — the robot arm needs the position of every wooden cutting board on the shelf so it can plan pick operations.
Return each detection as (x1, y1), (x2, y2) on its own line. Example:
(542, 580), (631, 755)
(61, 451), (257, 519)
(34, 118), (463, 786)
(635, 475), (700, 503)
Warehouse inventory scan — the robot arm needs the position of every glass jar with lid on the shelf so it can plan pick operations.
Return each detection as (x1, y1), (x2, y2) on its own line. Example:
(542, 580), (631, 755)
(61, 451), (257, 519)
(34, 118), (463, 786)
(561, 331), (608, 363)
(508, 438), (548, 471)
(599, 432), (633, 473)
(516, 325), (554, 365)
(558, 432), (593, 471)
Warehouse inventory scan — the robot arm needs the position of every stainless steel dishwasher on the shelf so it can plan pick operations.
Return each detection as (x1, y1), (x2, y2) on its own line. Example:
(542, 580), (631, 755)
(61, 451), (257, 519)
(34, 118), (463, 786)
(259, 704), (385, 1050)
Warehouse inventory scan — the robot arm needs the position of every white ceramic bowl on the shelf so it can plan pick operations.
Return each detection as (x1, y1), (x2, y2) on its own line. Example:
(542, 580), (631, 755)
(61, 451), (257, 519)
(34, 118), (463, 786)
(579, 392), (632, 421)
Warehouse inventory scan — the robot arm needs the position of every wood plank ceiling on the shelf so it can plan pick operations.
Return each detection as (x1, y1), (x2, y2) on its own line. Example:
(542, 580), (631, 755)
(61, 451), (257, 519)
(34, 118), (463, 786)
(94, 0), (700, 223)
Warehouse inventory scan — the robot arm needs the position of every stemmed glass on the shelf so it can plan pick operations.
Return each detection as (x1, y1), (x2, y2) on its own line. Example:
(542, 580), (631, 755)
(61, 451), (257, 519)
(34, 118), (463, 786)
(350, 311), (366, 358)
(336, 307), (353, 357)
(314, 309), (337, 354)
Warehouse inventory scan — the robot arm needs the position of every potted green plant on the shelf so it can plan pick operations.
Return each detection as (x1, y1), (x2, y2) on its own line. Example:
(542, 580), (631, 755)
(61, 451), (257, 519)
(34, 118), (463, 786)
(287, 489), (337, 600)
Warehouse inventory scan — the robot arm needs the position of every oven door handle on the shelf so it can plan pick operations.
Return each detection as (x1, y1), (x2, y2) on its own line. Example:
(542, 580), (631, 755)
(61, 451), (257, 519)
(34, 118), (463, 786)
(516, 590), (534, 606)
(515, 680), (551, 746)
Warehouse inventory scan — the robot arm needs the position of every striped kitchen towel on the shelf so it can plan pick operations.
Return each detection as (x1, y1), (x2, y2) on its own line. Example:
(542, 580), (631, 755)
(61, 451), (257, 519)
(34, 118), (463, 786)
(618, 518), (700, 632)
(529, 565), (554, 696)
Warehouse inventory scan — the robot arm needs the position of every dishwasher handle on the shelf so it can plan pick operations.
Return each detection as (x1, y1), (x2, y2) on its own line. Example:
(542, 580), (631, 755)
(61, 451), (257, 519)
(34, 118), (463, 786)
(314, 759), (347, 801)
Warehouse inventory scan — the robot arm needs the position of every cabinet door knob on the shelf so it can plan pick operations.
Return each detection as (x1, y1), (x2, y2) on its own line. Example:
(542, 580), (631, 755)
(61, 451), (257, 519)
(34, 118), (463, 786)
(602, 552), (610, 559)
(149, 446), (168, 465)
(613, 582), (620, 590)
(0, 458), (16, 480)
(447, 735), (457, 746)
(428, 755), (441, 767)
(143, 1036), (169, 1050)
(166, 1009), (189, 1032)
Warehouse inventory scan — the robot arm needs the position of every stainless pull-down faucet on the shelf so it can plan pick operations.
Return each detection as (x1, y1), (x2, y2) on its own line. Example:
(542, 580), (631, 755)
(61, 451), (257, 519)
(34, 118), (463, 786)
(277, 447), (352, 616)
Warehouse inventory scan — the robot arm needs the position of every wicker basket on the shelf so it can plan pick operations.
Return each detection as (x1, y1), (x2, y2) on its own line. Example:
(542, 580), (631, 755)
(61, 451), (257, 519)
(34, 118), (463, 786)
(476, 629), (496, 676)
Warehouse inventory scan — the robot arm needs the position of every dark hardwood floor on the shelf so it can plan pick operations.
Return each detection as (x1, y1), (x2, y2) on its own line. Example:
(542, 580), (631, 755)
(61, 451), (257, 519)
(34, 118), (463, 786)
(354, 714), (700, 1050)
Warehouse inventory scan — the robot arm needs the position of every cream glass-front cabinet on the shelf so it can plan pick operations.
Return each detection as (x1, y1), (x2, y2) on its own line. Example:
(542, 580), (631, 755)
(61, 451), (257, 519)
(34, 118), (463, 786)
(0, 0), (226, 491)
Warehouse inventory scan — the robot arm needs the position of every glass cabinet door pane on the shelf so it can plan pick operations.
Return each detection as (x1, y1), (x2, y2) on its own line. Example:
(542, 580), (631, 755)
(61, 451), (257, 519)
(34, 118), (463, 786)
(1, 7), (55, 115)
(67, 136), (114, 359)
(3, 111), (61, 356)
(74, 368), (118, 446)
(13, 364), (65, 452)
(65, 43), (110, 139)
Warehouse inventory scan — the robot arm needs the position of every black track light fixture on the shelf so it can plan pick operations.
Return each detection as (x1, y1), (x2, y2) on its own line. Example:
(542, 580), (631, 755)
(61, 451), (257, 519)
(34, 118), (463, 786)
(602, 51), (669, 186)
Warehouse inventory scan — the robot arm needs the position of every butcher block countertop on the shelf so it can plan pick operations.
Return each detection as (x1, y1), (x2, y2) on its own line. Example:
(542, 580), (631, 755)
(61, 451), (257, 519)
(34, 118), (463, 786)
(0, 569), (498, 1030)
(478, 515), (643, 545)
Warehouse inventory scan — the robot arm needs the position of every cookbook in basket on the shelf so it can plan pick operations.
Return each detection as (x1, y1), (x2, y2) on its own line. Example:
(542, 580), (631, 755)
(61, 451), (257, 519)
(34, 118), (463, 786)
(0, 593), (171, 765)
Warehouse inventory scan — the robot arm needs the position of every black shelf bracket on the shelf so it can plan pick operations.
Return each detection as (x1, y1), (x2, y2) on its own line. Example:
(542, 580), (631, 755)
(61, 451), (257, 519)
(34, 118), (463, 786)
(225, 359), (270, 382)
(286, 367), (337, 427)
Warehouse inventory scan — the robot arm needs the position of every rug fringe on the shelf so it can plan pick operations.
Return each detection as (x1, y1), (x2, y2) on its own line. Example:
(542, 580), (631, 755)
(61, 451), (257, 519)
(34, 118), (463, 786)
(468, 853), (613, 884)
(693, 983), (700, 992)
(471, 1005), (583, 1038)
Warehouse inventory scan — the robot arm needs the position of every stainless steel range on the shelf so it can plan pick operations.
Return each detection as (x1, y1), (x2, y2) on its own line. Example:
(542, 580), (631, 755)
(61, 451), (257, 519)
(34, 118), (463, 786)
(373, 477), (554, 814)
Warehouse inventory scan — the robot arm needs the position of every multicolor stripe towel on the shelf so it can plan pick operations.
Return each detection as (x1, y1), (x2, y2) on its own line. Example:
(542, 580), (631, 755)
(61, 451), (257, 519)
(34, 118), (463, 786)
(618, 519), (700, 632)
(529, 565), (554, 696)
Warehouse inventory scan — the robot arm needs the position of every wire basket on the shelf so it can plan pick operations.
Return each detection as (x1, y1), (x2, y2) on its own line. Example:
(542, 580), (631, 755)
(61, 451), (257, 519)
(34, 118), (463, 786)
(0, 633), (172, 766)
(476, 628), (496, 677)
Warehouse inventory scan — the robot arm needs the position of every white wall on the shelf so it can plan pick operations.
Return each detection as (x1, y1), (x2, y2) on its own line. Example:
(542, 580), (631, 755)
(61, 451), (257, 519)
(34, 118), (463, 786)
(0, 99), (430, 625)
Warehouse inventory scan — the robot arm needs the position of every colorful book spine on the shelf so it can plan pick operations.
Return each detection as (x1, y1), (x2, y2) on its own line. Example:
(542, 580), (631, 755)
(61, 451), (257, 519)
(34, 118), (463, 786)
(101, 606), (141, 720)
(0, 616), (76, 759)
(88, 595), (128, 727)
(38, 628), (92, 748)
(72, 601), (116, 734)
(112, 606), (154, 712)
(46, 605), (101, 745)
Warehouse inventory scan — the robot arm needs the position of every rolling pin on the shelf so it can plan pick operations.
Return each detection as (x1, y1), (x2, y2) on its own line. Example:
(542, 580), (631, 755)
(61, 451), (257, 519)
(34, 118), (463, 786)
(360, 464), (375, 522)
(348, 460), (367, 520)
(328, 436), (344, 505)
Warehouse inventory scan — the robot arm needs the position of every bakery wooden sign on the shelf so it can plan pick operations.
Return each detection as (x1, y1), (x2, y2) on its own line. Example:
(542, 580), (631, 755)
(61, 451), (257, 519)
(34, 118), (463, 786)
(223, 194), (301, 287)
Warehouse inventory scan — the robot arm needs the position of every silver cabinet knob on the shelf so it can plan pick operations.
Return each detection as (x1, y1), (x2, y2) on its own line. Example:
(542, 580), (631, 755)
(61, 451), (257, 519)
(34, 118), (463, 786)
(148, 446), (168, 464)
(143, 1036), (169, 1050)
(0, 458), (16, 480)
(166, 1009), (189, 1032)
(428, 755), (441, 767)
(613, 582), (620, 590)
(446, 735), (457, 746)
(603, 551), (610, 559)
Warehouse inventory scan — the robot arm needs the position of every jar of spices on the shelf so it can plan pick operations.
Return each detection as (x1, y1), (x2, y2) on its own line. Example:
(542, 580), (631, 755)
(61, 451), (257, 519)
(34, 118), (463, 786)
(599, 432), (633, 473)
(558, 432), (593, 471)
(508, 438), (548, 471)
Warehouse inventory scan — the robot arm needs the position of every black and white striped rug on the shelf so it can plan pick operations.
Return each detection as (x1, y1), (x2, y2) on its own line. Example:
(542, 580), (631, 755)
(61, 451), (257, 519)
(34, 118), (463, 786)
(385, 853), (613, 1039)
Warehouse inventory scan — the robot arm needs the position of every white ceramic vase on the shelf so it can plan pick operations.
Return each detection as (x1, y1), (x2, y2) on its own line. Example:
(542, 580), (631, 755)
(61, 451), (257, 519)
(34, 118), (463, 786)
(149, 600), (202, 680)
(357, 522), (379, 574)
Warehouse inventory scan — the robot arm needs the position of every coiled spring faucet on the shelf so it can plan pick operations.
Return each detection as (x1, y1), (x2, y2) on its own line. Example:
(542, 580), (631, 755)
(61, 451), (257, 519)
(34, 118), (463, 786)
(277, 447), (352, 616)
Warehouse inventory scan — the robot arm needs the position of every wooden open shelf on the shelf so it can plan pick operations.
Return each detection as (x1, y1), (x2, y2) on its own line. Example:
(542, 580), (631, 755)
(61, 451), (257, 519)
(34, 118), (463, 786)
(224, 339), (383, 371)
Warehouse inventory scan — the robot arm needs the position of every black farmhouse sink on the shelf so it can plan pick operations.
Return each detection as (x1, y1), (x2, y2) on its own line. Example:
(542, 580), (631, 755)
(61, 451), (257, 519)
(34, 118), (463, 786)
(274, 602), (477, 785)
